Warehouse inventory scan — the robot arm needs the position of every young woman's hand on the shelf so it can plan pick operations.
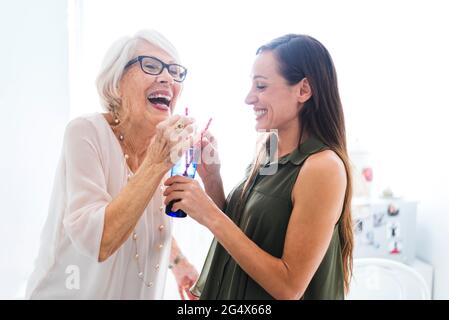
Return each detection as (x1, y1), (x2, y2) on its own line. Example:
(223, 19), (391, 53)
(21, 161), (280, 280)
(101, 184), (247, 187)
(163, 175), (222, 227)
(196, 130), (221, 183)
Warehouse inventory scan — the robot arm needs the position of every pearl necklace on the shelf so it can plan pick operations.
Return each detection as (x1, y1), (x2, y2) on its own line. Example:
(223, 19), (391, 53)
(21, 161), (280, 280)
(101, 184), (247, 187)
(127, 169), (166, 289)
(110, 114), (166, 289)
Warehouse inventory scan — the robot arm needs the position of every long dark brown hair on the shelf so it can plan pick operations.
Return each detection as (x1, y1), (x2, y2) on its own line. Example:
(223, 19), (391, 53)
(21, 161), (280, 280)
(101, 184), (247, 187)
(239, 34), (353, 294)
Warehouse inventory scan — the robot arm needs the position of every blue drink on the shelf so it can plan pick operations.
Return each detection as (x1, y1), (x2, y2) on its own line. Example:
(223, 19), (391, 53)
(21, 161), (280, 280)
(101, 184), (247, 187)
(165, 147), (198, 218)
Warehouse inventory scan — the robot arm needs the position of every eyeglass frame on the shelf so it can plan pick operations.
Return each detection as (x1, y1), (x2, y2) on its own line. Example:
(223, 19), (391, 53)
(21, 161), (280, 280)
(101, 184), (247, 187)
(124, 55), (187, 82)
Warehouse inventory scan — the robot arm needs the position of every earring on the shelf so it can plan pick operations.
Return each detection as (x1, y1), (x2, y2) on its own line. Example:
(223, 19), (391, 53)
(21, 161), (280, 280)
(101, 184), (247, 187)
(112, 107), (120, 125)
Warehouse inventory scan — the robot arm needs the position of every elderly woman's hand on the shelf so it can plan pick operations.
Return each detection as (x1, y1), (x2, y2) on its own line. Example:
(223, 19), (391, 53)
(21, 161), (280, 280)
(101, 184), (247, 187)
(171, 258), (199, 300)
(163, 175), (222, 227)
(144, 115), (197, 171)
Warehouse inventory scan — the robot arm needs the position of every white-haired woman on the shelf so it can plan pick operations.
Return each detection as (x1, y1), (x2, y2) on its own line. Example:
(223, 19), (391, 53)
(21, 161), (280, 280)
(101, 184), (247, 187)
(26, 30), (199, 299)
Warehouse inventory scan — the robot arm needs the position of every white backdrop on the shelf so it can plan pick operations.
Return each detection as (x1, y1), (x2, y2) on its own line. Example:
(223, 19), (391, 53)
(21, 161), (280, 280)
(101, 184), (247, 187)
(0, 0), (70, 298)
(70, 0), (449, 202)
(1, 0), (449, 299)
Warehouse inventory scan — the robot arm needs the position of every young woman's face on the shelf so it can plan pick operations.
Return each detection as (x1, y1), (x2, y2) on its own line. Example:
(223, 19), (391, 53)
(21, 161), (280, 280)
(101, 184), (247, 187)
(119, 41), (183, 128)
(245, 51), (301, 132)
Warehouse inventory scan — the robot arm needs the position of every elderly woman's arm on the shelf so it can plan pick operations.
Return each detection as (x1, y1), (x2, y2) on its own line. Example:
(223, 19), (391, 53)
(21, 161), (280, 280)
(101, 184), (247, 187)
(99, 160), (167, 262)
(98, 115), (195, 262)
(169, 238), (199, 299)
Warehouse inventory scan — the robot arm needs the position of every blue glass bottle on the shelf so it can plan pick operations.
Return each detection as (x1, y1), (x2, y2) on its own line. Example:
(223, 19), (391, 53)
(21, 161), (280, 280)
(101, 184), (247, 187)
(165, 147), (198, 218)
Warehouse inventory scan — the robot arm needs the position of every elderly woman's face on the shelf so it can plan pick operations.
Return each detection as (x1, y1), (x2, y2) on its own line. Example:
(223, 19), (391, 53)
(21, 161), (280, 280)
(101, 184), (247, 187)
(119, 41), (182, 126)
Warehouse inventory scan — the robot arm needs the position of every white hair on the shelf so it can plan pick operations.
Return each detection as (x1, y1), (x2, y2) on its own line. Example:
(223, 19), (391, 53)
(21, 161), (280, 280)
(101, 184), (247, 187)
(96, 29), (181, 112)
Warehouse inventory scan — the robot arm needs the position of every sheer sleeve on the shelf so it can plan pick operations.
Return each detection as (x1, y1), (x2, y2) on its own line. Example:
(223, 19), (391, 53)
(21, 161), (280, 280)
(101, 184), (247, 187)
(62, 118), (112, 262)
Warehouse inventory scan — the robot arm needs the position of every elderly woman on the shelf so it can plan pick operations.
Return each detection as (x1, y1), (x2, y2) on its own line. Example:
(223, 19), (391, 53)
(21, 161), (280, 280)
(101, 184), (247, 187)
(26, 30), (198, 299)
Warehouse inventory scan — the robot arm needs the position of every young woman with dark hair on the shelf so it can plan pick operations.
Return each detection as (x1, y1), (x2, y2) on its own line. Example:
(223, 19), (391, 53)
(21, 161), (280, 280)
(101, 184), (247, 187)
(164, 34), (353, 300)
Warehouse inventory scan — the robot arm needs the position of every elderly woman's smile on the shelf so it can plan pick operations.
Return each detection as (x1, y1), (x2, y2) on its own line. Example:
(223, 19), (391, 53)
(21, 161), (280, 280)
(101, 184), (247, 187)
(147, 89), (173, 111)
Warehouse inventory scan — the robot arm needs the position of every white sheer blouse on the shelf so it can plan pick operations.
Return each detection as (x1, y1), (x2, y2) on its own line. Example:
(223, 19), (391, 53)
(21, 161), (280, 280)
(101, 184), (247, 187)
(26, 113), (172, 299)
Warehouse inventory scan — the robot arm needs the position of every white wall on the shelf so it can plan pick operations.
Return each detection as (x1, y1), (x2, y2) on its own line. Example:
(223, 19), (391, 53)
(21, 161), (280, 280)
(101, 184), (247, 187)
(0, 0), (70, 298)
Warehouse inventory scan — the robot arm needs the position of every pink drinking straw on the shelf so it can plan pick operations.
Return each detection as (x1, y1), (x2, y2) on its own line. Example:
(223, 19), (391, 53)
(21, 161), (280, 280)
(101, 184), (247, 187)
(183, 107), (189, 173)
(202, 118), (212, 136)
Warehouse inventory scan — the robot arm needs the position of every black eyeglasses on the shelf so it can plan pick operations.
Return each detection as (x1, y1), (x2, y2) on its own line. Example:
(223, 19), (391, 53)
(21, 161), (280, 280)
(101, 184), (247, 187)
(124, 55), (187, 82)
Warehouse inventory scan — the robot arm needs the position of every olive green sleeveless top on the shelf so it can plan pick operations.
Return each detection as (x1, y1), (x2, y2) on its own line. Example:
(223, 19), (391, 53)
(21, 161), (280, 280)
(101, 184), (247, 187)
(192, 136), (344, 300)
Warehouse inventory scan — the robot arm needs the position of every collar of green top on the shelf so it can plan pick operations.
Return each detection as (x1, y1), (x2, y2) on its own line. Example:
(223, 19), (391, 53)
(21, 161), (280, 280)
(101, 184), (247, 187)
(264, 136), (327, 166)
